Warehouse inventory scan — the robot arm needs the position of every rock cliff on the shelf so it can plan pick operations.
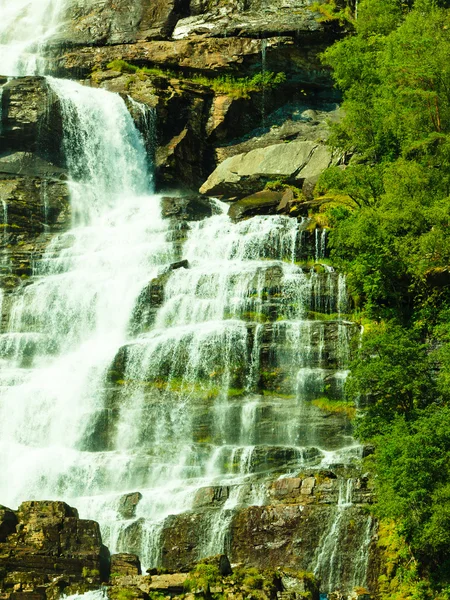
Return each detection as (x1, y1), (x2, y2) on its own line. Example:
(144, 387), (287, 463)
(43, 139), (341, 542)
(36, 0), (343, 191)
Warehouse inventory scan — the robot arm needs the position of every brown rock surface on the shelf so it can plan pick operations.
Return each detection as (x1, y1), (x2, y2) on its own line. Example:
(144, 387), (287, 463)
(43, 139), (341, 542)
(0, 501), (110, 600)
(52, 37), (290, 78)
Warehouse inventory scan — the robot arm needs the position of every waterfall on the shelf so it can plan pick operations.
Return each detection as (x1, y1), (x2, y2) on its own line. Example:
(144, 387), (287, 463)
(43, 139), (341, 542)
(0, 0), (68, 76)
(315, 228), (328, 262)
(65, 591), (108, 600)
(0, 81), (172, 510)
(0, 15), (369, 589)
(313, 478), (373, 595)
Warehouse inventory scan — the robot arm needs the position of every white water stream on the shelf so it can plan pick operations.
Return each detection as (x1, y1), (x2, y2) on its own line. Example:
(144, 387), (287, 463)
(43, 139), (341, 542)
(0, 0), (68, 76)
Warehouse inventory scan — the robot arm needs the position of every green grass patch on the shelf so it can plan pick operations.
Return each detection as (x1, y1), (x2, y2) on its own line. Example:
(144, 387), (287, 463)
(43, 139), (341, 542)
(190, 71), (286, 98)
(312, 396), (356, 419)
(104, 60), (286, 99)
(307, 311), (348, 321)
(184, 563), (220, 593)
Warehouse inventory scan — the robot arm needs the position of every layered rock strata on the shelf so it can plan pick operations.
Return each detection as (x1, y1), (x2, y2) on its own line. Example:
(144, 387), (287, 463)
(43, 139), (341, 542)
(0, 500), (373, 600)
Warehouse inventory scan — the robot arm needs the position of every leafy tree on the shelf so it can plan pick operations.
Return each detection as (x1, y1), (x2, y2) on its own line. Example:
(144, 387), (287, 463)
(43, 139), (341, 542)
(373, 407), (450, 582)
(318, 0), (450, 592)
(347, 324), (435, 438)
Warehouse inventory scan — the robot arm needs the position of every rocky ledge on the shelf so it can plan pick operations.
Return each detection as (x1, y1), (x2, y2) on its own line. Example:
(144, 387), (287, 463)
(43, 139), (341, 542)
(0, 500), (373, 600)
(0, 0), (344, 197)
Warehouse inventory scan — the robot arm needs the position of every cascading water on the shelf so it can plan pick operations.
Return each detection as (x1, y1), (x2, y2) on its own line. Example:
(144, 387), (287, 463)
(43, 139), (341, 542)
(0, 4), (372, 595)
(0, 0), (67, 76)
(0, 80), (170, 508)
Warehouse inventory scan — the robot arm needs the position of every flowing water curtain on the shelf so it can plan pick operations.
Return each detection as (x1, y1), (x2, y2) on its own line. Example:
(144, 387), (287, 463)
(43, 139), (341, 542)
(0, 0), (68, 76)
(0, 54), (369, 591)
(0, 82), (169, 512)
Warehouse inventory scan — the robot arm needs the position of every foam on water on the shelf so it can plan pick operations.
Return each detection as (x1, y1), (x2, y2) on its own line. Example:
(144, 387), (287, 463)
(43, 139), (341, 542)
(0, 0), (68, 76)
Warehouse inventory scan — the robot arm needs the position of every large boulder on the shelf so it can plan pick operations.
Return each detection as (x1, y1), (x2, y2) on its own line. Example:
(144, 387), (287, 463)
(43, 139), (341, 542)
(172, 2), (327, 39)
(0, 501), (110, 599)
(200, 140), (336, 199)
(56, 0), (190, 46)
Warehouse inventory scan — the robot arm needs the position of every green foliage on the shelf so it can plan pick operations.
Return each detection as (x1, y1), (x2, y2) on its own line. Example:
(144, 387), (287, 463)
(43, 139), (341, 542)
(184, 563), (221, 593)
(312, 396), (356, 418)
(190, 71), (286, 98)
(323, 6), (450, 161)
(312, 0), (356, 26)
(376, 519), (436, 600)
(347, 323), (435, 438)
(371, 407), (450, 583)
(325, 7), (450, 570)
(316, 163), (385, 208)
(265, 180), (304, 199)
(105, 60), (286, 99)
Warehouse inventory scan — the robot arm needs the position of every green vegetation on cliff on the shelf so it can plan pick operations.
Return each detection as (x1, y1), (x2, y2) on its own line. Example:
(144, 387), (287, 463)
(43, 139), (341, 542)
(317, 0), (450, 595)
(105, 59), (286, 99)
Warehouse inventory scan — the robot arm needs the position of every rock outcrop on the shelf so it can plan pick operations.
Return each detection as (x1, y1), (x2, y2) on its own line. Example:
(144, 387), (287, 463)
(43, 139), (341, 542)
(0, 78), (70, 331)
(0, 498), (375, 600)
(0, 501), (109, 599)
(200, 140), (338, 200)
(21, 0), (344, 191)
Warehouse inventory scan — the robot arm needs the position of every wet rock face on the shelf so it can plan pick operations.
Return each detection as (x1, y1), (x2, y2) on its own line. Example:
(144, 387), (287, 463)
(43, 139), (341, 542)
(118, 493), (143, 520)
(1, 78), (63, 163)
(0, 501), (110, 600)
(110, 553), (142, 577)
(0, 79), (70, 326)
(0, 82), (71, 332)
(157, 473), (376, 583)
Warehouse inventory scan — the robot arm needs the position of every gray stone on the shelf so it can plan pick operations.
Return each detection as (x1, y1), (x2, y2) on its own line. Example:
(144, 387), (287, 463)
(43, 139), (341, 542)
(118, 492), (143, 520)
(200, 140), (334, 199)
(173, 0), (328, 40)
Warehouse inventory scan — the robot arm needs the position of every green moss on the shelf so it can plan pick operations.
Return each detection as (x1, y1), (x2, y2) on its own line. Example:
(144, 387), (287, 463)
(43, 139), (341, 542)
(306, 310), (344, 321)
(227, 387), (245, 397)
(105, 61), (177, 80)
(265, 180), (304, 200)
(81, 567), (100, 578)
(262, 390), (296, 399)
(241, 311), (270, 323)
(139, 66), (177, 78)
(148, 593), (167, 600)
(312, 396), (356, 419)
(243, 573), (264, 589)
(184, 563), (220, 593)
(107, 60), (139, 74)
(108, 588), (141, 600)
